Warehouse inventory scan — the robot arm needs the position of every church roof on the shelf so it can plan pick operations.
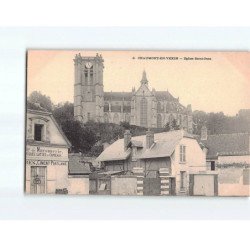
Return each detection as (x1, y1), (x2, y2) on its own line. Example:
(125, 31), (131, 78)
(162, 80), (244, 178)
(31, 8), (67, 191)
(155, 91), (178, 101)
(104, 92), (132, 101)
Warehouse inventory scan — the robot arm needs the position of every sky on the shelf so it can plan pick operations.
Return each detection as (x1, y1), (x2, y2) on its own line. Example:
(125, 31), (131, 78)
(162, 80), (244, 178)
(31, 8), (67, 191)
(27, 50), (250, 116)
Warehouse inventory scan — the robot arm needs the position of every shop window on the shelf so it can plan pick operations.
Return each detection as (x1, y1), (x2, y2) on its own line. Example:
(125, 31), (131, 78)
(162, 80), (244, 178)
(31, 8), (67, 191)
(34, 124), (44, 141)
(180, 145), (186, 163)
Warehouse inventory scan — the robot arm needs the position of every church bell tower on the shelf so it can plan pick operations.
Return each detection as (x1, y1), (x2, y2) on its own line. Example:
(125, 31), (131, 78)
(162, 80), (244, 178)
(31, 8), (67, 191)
(74, 53), (104, 123)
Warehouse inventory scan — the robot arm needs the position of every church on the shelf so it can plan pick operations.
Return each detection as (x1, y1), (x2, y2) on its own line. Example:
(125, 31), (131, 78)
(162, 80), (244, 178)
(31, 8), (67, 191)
(74, 53), (193, 133)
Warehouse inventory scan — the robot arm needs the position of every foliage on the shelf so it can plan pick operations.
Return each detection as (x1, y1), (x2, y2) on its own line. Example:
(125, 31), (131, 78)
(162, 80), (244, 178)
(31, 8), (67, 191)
(164, 119), (180, 132)
(28, 91), (53, 112)
(193, 110), (250, 135)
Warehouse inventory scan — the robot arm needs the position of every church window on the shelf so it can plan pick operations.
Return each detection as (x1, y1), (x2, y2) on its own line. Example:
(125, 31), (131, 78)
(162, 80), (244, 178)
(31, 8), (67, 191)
(179, 114), (182, 126)
(113, 113), (119, 124)
(140, 98), (148, 127)
(104, 102), (109, 112)
(104, 113), (109, 123)
(157, 114), (162, 128)
(125, 113), (130, 123)
(157, 102), (162, 113)
(169, 114), (174, 124)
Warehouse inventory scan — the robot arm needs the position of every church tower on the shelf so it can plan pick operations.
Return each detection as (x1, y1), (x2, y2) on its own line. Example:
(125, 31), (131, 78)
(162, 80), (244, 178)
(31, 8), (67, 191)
(74, 53), (104, 123)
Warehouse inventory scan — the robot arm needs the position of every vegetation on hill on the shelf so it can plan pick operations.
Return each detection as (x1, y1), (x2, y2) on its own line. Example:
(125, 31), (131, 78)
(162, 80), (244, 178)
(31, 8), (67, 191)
(27, 91), (250, 156)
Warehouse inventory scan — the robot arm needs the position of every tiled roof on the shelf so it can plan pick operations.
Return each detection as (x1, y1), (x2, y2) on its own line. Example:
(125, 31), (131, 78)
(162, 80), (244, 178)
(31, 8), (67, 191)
(104, 92), (132, 101)
(68, 154), (92, 174)
(155, 91), (177, 101)
(96, 130), (194, 162)
(201, 133), (250, 159)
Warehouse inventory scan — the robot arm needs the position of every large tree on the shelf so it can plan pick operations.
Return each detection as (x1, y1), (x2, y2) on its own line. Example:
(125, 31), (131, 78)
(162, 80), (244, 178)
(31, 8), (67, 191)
(28, 91), (53, 111)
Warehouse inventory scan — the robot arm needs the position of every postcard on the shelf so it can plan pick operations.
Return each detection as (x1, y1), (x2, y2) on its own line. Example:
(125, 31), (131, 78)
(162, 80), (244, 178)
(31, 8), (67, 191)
(25, 50), (250, 196)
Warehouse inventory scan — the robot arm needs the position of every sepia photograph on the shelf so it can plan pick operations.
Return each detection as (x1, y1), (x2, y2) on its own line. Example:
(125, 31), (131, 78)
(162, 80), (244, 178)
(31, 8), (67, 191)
(25, 50), (250, 196)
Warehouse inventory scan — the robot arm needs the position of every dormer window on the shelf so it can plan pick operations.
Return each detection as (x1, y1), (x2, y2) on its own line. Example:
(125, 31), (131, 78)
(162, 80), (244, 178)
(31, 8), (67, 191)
(34, 124), (44, 141)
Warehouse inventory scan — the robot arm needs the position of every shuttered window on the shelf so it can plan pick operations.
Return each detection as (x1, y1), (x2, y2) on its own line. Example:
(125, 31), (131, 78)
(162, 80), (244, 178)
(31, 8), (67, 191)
(180, 145), (186, 163)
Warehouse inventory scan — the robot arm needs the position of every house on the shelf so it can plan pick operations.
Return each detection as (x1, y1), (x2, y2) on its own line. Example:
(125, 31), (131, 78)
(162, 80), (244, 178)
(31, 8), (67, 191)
(96, 129), (210, 196)
(25, 102), (72, 194)
(198, 126), (250, 196)
(199, 126), (250, 170)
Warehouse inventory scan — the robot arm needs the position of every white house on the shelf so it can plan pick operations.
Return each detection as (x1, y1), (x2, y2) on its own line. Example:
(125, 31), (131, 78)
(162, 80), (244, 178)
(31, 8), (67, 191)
(97, 129), (213, 196)
(25, 103), (90, 195)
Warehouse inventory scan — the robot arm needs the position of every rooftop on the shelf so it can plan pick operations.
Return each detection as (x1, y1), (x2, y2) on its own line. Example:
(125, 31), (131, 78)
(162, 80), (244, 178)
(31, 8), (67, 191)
(200, 133), (250, 159)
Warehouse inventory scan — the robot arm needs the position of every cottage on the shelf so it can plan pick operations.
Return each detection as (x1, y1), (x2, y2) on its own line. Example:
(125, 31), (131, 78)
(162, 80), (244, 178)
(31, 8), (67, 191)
(97, 129), (210, 196)
(25, 103), (71, 194)
(199, 126), (250, 196)
(199, 126), (250, 169)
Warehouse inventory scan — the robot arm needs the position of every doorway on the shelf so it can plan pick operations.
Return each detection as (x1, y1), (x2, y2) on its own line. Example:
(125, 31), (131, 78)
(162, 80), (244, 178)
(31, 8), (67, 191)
(30, 166), (46, 194)
(169, 177), (176, 195)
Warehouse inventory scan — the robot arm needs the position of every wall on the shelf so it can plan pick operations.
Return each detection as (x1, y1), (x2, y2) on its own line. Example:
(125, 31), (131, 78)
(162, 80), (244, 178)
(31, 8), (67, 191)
(142, 157), (171, 173)
(218, 167), (250, 196)
(111, 176), (137, 195)
(26, 162), (69, 194)
(173, 137), (207, 195)
(68, 176), (89, 195)
(218, 155), (250, 165)
(26, 112), (69, 146)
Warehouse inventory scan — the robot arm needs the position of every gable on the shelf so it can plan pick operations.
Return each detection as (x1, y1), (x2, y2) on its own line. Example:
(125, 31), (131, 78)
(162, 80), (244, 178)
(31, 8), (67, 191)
(135, 84), (152, 97)
(27, 110), (71, 147)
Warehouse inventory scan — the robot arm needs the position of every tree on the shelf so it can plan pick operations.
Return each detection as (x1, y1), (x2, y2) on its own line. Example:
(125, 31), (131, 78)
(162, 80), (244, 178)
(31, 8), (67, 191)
(53, 102), (74, 125)
(164, 119), (180, 132)
(28, 91), (53, 111)
(60, 119), (97, 153)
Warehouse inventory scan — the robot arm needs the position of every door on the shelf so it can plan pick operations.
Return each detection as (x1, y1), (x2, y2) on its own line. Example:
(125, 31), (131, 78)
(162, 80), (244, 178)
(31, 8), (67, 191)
(169, 177), (176, 196)
(143, 177), (161, 196)
(193, 175), (214, 196)
(30, 166), (46, 194)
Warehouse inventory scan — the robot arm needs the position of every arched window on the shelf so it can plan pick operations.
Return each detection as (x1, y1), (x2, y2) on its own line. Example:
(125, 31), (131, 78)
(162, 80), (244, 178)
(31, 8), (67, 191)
(157, 102), (161, 113)
(104, 102), (109, 112)
(169, 114), (174, 124)
(157, 114), (162, 128)
(113, 113), (119, 124)
(140, 98), (148, 127)
(125, 113), (130, 123)
(179, 114), (182, 126)
(183, 115), (188, 128)
(104, 113), (109, 123)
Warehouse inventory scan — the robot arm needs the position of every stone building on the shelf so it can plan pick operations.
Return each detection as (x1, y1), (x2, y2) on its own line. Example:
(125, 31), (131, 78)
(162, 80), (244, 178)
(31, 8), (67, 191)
(74, 53), (193, 132)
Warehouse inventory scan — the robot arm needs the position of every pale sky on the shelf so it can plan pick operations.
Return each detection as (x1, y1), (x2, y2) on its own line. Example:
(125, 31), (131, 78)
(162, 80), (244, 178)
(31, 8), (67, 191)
(27, 50), (250, 116)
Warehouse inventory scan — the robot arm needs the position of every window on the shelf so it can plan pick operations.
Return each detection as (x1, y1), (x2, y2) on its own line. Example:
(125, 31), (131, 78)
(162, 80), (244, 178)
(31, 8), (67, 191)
(87, 113), (91, 121)
(211, 161), (215, 171)
(140, 98), (148, 127)
(104, 113), (109, 123)
(157, 114), (162, 128)
(180, 145), (186, 163)
(180, 171), (186, 190)
(34, 124), (43, 141)
(157, 102), (161, 112)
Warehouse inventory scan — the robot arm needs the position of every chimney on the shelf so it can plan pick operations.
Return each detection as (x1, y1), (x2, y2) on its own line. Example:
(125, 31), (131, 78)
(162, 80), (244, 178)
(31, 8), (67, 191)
(201, 125), (208, 141)
(124, 130), (131, 151)
(146, 130), (154, 149)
